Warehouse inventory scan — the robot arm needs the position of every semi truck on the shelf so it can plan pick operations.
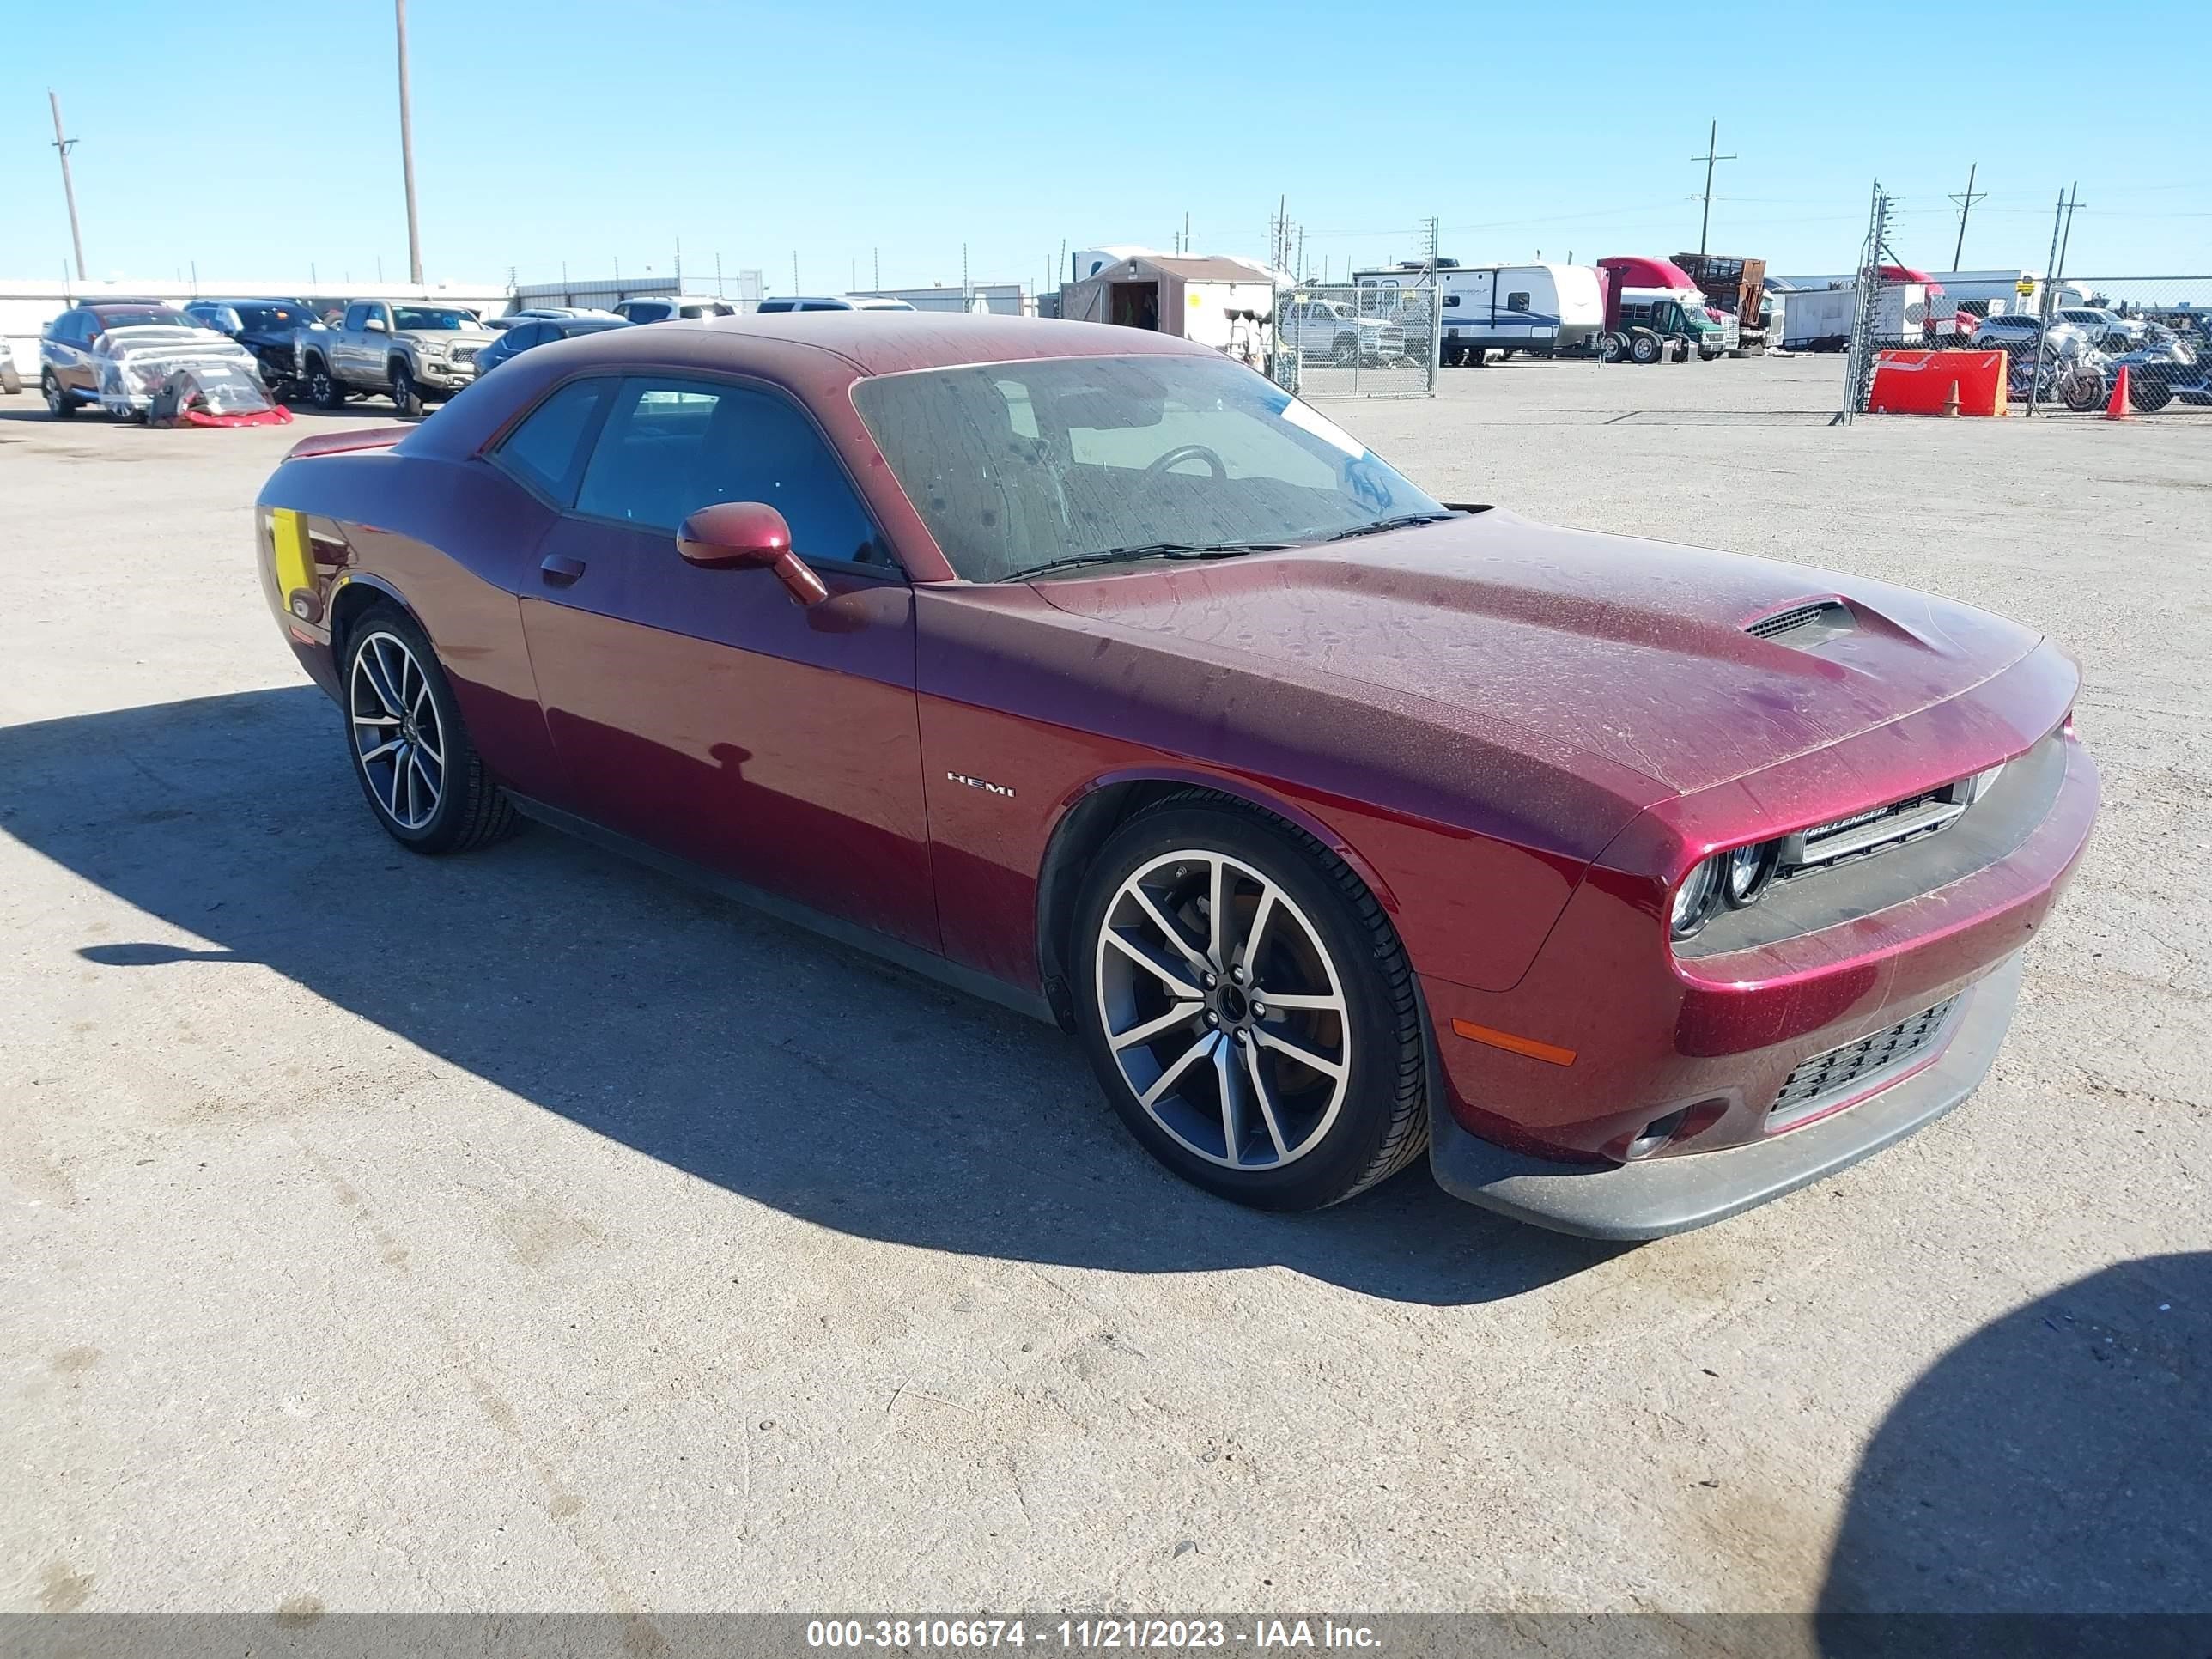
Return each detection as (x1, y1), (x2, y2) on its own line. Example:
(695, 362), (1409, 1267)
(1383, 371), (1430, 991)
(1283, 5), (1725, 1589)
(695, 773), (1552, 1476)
(1672, 253), (1768, 350)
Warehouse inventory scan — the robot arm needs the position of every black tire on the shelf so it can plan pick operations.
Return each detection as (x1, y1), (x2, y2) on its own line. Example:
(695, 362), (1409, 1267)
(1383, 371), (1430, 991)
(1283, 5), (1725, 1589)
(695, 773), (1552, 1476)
(2062, 371), (2106, 414)
(1331, 334), (1356, 367)
(1598, 332), (1626, 364)
(1070, 793), (1426, 1211)
(390, 363), (423, 418)
(307, 359), (345, 411)
(339, 603), (520, 854)
(43, 370), (76, 418)
(1, 362), (21, 397)
(2130, 376), (2175, 413)
(1629, 332), (1663, 365)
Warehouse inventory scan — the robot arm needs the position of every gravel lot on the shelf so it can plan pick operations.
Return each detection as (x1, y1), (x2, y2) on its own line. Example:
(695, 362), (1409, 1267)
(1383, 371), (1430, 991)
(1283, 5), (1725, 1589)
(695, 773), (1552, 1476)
(2, 356), (2206, 1627)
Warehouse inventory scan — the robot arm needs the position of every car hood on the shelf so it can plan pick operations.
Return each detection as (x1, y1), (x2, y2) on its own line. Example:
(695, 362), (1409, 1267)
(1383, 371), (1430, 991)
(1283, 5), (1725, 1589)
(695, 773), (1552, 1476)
(1030, 509), (2042, 798)
(403, 329), (500, 348)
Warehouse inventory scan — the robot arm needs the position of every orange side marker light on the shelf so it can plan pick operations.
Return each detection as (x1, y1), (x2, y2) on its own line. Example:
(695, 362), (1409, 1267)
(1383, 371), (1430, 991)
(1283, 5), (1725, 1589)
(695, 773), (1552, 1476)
(1449, 1018), (1577, 1067)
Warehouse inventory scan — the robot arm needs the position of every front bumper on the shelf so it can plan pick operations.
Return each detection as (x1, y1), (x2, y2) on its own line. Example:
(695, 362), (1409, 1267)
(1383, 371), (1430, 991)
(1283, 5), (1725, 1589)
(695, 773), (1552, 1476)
(1430, 951), (2021, 1238)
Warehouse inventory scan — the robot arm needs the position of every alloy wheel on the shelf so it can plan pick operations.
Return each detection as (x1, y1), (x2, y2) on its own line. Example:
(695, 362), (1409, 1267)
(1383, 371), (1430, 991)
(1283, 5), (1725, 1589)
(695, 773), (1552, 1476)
(1092, 849), (1352, 1170)
(349, 631), (445, 830)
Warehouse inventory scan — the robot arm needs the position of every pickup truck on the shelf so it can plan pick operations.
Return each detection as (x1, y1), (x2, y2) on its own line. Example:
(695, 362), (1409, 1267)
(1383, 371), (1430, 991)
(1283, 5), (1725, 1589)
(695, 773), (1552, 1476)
(1276, 298), (1404, 367)
(296, 300), (500, 416)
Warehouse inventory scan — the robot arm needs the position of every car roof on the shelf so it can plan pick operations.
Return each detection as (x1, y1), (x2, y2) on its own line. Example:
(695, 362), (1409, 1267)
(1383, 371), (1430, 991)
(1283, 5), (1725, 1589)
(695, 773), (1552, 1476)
(667, 311), (1210, 375)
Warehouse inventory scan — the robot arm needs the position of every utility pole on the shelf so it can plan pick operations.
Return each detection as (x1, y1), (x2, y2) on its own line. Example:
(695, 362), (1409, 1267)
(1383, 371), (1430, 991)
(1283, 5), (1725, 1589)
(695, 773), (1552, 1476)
(1948, 162), (1986, 270)
(2056, 181), (2084, 278)
(1183, 210), (1191, 255)
(393, 0), (424, 283)
(1691, 119), (1735, 259)
(792, 250), (799, 294)
(873, 247), (880, 289)
(48, 91), (87, 282)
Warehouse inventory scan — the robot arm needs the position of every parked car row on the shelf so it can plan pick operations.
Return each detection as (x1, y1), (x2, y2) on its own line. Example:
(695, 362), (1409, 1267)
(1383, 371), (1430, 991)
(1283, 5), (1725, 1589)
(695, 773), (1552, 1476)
(30, 290), (773, 421)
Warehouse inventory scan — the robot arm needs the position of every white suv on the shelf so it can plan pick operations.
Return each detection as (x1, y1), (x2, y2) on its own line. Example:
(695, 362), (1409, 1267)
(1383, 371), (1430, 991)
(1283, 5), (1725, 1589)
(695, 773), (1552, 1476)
(754, 295), (918, 313)
(612, 296), (738, 324)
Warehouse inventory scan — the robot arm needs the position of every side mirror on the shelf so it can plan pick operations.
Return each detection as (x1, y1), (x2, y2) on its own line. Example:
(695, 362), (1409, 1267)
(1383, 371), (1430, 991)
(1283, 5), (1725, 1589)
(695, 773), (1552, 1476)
(676, 501), (829, 605)
(364, 316), (387, 333)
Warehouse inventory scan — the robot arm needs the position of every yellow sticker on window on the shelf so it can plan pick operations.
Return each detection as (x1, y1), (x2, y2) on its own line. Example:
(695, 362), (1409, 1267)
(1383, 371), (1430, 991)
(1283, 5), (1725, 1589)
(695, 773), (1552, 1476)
(271, 508), (313, 603)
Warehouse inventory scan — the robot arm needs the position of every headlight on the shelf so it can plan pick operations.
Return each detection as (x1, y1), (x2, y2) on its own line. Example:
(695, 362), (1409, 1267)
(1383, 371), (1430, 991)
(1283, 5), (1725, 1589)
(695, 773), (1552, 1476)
(1723, 840), (1779, 908)
(1670, 858), (1724, 939)
(1672, 838), (1785, 939)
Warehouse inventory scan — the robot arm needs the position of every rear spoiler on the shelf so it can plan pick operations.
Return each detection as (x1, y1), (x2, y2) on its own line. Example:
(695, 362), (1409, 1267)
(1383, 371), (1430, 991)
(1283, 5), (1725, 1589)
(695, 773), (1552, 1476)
(282, 425), (413, 461)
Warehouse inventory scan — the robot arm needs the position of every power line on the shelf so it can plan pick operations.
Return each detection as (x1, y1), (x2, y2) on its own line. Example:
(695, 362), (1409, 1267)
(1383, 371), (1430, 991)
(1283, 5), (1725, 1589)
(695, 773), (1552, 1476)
(1692, 119), (1737, 258)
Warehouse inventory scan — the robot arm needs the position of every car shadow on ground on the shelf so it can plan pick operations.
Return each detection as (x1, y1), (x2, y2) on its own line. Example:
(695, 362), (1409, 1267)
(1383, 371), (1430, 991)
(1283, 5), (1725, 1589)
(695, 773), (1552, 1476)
(1, 685), (1622, 1307)
(1814, 1250), (2210, 1656)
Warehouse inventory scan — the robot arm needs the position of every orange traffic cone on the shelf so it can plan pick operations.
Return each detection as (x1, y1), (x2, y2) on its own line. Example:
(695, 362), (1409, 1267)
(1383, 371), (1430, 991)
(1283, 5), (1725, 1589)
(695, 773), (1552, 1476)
(1941, 383), (1960, 416)
(2106, 365), (2131, 420)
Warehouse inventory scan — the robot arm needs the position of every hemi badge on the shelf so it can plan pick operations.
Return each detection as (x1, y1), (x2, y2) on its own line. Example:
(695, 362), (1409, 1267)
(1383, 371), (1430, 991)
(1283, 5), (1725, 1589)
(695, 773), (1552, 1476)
(946, 772), (1015, 799)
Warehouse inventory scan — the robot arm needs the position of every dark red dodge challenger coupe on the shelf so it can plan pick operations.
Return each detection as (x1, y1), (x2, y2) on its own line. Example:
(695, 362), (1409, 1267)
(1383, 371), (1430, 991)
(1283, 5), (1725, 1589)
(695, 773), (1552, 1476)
(255, 314), (2097, 1237)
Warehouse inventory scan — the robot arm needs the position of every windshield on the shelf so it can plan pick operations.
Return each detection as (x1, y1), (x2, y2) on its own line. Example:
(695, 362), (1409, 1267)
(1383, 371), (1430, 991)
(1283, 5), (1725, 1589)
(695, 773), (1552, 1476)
(93, 307), (195, 331)
(851, 354), (1445, 583)
(238, 304), (313, 331)
(392, 307), (477, 331)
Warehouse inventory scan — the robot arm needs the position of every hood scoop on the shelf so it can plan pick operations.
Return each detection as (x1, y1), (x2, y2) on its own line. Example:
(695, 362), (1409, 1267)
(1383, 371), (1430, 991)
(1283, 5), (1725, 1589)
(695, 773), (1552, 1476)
(1746, 599), (1855, 649)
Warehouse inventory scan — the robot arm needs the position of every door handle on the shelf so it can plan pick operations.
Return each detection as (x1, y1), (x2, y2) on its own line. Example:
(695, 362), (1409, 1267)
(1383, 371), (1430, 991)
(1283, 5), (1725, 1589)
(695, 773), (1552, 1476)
(539, 554), (586, 586)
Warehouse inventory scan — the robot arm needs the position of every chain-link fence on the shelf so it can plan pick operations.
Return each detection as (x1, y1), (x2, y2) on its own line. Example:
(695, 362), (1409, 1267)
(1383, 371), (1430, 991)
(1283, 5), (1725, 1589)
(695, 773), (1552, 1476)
(1267, 282), (1440, 400)
(1994, 278), (2212, 416)
(1841, 180), (2210, 419)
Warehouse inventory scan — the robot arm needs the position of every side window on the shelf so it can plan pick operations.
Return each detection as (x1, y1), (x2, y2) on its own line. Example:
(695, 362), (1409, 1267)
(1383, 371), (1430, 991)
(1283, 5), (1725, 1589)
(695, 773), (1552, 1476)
(343, 303), (371, 331)
(574, 378), (885, 566)
(493, 379), (610, 505)
(511, 324), (550, 349)
(1443, 294), (1460, 308)
(1506, 291), (1531, 313)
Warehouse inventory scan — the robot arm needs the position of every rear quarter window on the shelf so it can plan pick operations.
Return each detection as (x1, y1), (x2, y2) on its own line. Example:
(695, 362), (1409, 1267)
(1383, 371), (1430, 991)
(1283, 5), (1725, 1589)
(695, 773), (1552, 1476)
(492, 379), (611, 505)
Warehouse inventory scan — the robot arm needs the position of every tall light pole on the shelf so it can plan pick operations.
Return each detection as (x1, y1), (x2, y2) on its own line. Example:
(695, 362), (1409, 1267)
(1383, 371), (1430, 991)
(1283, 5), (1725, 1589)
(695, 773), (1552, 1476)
(394, 0), (424, 283)
(48, 92), (86, 282)
(1692, 119), (1736, 259)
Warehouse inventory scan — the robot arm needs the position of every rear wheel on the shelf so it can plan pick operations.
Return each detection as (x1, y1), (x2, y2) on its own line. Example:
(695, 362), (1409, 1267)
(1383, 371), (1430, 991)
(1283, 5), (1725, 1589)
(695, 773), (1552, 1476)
(341, 604), (520, 854)
(1073, 796), (1426, 1211)
(1629, 331), (1663, 365)
(2130, 375), (2175, 413)
(42, 371), (76, 418)
(1598, 332), (1626, 364)
(1, 362), (20, 397)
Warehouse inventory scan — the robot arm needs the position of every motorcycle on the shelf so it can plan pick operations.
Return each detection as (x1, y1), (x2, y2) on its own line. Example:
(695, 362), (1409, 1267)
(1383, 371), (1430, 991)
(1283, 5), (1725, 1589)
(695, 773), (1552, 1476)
(2003, 338), (2111, 412)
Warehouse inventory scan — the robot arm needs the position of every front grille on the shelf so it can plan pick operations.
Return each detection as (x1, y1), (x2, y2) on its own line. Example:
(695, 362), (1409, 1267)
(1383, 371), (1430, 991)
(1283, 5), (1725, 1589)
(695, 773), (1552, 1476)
(450, 346), (477, 364)
(1769, 996), (1959, 1127)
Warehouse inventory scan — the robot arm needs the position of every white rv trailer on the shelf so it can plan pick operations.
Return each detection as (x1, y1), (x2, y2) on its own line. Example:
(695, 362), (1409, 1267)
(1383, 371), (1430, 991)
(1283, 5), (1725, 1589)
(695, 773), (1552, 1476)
(1778, 283), (1929, 351)
(1354, 262), (1603, 362)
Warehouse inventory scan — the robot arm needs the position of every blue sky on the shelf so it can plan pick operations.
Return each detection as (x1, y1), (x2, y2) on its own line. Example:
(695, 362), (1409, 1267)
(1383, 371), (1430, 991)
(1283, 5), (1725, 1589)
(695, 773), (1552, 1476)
(3, 0), (2206, 295)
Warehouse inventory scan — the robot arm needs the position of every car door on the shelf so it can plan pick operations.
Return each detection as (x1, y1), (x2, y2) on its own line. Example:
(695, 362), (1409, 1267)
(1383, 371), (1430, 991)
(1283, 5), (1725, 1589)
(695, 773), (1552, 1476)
(43, 312), (83, 394)
(513, 373), (938, 951)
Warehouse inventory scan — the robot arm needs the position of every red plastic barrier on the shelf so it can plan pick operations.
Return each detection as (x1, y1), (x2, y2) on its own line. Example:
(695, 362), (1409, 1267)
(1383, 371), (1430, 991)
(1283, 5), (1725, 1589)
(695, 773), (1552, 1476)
(1868, 350), (2006, 416)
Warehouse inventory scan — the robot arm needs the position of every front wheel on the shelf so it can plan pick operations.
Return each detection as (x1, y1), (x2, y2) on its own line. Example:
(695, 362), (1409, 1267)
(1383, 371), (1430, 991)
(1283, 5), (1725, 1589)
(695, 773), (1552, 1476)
(391, 366), (424, 418)
(307, 362), (345, 410)
(1073, 797), (1426, 1211)
(2061, 369), (2106, 413)
(341, 605), (520, 854)
(1, 362), (21, 397)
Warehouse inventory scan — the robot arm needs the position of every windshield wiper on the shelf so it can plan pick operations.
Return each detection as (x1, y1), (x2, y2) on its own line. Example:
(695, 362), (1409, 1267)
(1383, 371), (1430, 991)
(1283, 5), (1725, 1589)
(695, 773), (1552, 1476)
(1321, 512), (1460, 543)
(1002, 541), (1289, 582)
